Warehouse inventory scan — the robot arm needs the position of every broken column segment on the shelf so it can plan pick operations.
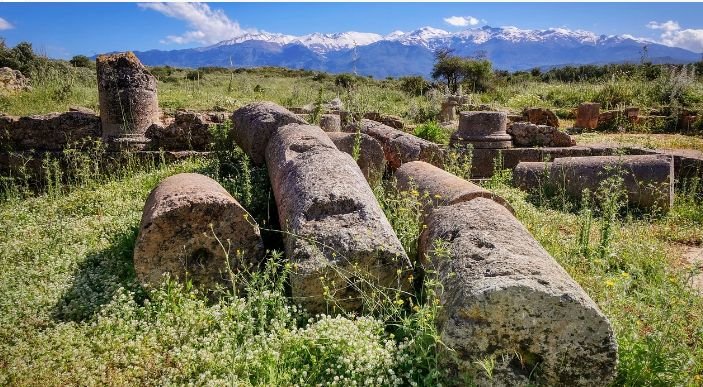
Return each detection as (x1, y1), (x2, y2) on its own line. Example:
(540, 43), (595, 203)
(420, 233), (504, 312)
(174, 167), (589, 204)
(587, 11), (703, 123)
(575, 102), (601, 129)
(512, 161), (551, 192)
(231, 101), (307, 164)
(344, 118), (443, 170)
(450, 111), (513, 149)
(320, 113), (341, 132)
(266, 123), (411, 313)
(326, 131), (386, 186)
(395, 160), (514, 214)
(514, 155), (674, 211)
(419, 198), (618, 385)
(96, 52), (160, 140)
(133, 173), (265, 292)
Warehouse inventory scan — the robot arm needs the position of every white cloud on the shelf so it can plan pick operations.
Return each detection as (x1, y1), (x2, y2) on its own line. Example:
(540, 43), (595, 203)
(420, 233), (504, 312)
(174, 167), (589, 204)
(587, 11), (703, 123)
(444, 16), (481, 27)
(646, 20), (680, 32)
(138, 3), (255, 45)
(0, 17), (14, 30)
(647, 20), (703, 53)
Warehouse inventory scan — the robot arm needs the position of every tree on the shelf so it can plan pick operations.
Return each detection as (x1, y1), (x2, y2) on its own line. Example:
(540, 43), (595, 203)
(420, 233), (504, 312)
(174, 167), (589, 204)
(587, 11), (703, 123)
(0, 41), (39, 75)
(69, 55), (92, 68)
(431, 50), (494, 93)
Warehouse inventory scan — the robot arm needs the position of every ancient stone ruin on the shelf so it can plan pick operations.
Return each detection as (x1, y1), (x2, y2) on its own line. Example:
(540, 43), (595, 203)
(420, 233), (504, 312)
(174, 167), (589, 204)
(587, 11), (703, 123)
(319, 113), (341, 132)
(395, 160), (514, 214)
(326, 131), (385, 185)
(419, 198), (618, 385)
(451, 111), (513, 149)
(346, 118), (443, 170)
(513, 155), (674, 211)
(0, 67), (31, 94)
(96, 52), (160, 143)
(133, 173), (265, 292)
(507, 121), (575, 147)
(232, 104), (412, 313)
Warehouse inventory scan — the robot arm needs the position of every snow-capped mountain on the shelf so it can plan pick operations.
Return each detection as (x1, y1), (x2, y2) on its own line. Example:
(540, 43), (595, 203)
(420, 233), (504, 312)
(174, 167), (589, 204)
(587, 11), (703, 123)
(128, 25), (701, 78)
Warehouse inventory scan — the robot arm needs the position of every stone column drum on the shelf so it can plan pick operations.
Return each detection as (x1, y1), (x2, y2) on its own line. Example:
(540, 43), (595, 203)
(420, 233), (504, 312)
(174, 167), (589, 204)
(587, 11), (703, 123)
(96, 52), (160, 139)
(133, 173), (265, 292)
(231, 101), (307, 165)
(395, 160), (514, 214)
(419, 198), (618, 385)
(320, 113), (342, 132)
(450, 111), (513, 149)
(345, 119), (443, 170)
(326, 131), (386, 186)
(266, 123), (411, 313)
(551, 155), (674, 211)
(512, 161), (551, 192)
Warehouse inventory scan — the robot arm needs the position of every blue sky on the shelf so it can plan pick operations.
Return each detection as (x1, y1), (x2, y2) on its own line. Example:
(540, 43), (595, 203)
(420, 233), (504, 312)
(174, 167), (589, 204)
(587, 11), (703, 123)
(1, 2), (702, 58)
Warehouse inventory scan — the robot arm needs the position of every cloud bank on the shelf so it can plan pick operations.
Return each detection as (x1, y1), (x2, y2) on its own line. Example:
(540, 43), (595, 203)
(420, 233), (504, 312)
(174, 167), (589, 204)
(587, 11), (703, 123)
(139, 3), (254, 45)
(647, 20), (703, 53)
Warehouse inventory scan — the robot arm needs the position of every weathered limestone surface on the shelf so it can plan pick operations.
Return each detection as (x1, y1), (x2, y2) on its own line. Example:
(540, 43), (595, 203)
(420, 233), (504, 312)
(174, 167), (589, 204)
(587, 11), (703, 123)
(575, 102), (600, 129)
(0, 111), (101, 151)
(345, 119), (443, 170)
(512, 161), (551, 192)
(551, 155), (674, 210)
(0, 67), (31, 93)
(507, 122), (575, 147)
(419, 198), (618, 385)
(326, 131), (385, 185)
(439, 101), (459, 123)
(522, 107), (559, 128)
(513, 155), (674, 210)
(133, 173), (264, 291)
(395, 161), (514, 214)
(451, 111), (513, 149)
(469, 146), (592, 178)
(146, 110), (215, 151)
(231, 101), (306, 164)
(97, 52), (160, 139)
(320, 114), (341, 132)
(266, 123), (411, 313)
(363, 112), (405, 130)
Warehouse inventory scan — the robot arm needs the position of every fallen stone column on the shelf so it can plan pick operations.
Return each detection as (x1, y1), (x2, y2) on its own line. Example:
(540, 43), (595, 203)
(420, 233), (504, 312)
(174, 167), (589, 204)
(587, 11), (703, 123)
(344, 118), (443, 170)
(326, 131), (386, 186)
(395, 160), (513, 214)
(231, 101), (307, 164)
(133, 173), (265, 292)
(550, 155), (673, 210)
(97, 52), (160, 140)
(320, 113), (341, 132)
(512, 161), (551, 192)
(266, 123), (411, 313)
(419, 198), (618, 385)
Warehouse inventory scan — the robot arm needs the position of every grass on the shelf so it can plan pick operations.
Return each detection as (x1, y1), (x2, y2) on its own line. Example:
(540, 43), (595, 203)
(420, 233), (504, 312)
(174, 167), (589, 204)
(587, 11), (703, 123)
(575, 132), (703, 153)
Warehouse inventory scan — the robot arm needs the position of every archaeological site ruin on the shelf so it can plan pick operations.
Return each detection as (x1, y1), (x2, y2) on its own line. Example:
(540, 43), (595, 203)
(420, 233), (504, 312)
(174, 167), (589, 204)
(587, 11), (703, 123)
(2, 50), (703, 386)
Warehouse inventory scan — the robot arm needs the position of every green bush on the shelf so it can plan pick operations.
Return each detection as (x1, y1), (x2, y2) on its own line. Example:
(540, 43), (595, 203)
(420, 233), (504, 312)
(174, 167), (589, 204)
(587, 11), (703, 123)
(399, 76), (430, 96)
(414, 121), (449, 144)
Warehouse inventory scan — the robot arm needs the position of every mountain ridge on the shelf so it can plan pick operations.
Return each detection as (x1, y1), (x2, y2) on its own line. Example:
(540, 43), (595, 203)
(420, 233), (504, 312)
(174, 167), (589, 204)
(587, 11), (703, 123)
(122, 25), (701, 77)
